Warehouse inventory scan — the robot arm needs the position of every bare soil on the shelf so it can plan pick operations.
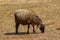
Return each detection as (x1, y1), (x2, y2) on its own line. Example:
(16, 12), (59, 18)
(0, 0), (60, 40)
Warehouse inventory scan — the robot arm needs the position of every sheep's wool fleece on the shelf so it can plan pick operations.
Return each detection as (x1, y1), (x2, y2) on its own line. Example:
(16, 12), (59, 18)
(16, 9), (37, 19)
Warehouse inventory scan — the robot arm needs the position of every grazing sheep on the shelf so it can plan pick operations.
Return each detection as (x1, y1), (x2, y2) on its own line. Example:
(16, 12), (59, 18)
(14, 9), (45, 34)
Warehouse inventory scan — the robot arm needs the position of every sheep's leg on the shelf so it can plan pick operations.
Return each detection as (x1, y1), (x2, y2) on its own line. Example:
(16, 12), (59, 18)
(27, 24), (30, 34)
(33, 25), (35, 33)
(15, 23), (19, 34)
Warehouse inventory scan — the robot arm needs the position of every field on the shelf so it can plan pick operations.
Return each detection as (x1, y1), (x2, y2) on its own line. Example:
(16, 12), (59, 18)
(0, 0), (60, 40)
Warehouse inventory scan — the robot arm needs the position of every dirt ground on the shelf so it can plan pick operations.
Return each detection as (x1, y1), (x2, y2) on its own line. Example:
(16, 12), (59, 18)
(0, 0), (60, 40)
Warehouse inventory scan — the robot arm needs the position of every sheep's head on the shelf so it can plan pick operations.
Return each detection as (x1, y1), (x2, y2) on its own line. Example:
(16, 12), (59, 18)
(39, 24), (45, 33)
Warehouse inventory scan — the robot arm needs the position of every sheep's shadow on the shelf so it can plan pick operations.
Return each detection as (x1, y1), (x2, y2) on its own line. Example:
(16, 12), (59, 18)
(4, 32), (38, 35)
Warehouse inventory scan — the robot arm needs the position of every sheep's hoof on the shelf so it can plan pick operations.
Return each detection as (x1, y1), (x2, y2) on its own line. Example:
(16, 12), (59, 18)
(16, 33), (18, 34)
(27, 31), (29, 34)
(16, 32), (18, 34)
(33, 31), (35, 33)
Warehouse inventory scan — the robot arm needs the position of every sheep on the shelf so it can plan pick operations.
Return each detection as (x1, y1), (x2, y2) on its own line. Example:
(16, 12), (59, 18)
(14, 9), (45, 34)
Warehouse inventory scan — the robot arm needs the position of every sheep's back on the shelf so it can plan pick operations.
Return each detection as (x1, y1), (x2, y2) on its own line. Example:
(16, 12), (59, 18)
(15, 9), (36, 20)
(15, 9), (30, 20)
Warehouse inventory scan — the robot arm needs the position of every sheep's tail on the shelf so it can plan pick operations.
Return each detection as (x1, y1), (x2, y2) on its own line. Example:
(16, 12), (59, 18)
(14, 13), (17, 23)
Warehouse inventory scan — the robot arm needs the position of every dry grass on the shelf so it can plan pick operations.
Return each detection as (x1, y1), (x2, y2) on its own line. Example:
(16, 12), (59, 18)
(0, 0), (60, 40)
